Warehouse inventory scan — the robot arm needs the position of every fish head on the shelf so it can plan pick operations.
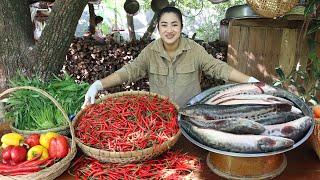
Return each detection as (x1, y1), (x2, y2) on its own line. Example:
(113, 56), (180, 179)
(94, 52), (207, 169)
(257, 137), (294, 152)
(179, 106), (197, 116)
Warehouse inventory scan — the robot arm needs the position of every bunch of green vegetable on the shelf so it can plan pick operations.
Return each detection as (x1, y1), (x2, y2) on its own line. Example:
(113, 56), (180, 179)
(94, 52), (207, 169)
(5, 73), (89, 130)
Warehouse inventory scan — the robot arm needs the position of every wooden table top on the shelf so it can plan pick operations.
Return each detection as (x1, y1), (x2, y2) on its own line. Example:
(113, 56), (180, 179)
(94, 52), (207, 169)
(58, 135), (320, 180)
(1, 122), (318, 179)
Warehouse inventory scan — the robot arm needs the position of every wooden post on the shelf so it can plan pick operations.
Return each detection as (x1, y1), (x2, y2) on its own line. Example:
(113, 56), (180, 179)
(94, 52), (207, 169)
(126, 14), (136, 41)
(88, 4), (95, 34)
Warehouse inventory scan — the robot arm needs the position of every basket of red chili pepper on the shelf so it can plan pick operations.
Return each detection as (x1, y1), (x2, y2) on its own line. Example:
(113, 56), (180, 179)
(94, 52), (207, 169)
(73, 91), (181, 163)
(0, 86), (76, 179)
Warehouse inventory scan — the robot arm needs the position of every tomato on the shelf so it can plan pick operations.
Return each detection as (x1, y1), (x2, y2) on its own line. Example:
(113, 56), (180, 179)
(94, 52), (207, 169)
(25, 134), (40, 148)
(48, 135), (69, 159)
(313, 105), (320, 118)
(1, 145), (27, 165)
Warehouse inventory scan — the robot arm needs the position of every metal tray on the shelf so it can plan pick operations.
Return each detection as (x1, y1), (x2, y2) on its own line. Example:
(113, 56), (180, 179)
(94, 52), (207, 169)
(225, 4), (261, 19)
(179, 83), (315, 157)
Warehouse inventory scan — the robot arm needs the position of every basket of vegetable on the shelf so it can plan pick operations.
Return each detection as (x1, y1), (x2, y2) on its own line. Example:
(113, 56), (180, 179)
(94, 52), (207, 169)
(73, 91), (181, 163)
(310, 105), (320, 159)
(0, 86), (76, 179)
(4, 74), (88, 136)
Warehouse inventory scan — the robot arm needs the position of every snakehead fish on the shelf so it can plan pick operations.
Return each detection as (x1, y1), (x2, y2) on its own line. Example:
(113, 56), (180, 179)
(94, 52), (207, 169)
(252, 112), (304, 125)
(208, 94), (294, 106)
(207, 82), (277, 103)
(180, 121), (294, 153)
(262, 116), (312, 141)
(179, 103), (293, 120)
(181, 115), (265, 134)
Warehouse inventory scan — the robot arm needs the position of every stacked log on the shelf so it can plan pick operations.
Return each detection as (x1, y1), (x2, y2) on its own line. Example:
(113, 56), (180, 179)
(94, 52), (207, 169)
(64, 36), (227, 93)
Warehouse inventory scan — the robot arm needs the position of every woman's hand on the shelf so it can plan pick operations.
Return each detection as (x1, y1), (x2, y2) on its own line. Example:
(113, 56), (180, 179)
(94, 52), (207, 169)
(82, 80), (103, 108)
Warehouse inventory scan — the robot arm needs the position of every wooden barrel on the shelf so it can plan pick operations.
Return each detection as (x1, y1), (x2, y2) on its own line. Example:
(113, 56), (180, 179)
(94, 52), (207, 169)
(206, 152), (287, 180)
(227, 18), (309, 84)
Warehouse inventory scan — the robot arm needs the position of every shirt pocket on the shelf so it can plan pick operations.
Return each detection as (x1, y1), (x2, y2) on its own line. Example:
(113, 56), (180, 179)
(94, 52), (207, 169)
(176, 63), (197, 86)
(149, 65), (168, 87)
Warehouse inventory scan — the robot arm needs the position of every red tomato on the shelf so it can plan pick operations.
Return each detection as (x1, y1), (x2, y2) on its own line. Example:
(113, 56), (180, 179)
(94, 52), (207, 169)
(313, 106), (320, 118)
(48, 135), (69, 159)
(25, 134), (40, 148)
(1, 145), (27, 165)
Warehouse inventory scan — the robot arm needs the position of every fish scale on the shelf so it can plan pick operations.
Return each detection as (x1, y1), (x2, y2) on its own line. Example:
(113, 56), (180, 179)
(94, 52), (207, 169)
(252, 111), (304, 125)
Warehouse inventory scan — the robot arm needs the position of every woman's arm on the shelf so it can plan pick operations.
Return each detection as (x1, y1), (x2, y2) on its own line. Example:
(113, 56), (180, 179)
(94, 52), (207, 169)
(198, 46), (259, 83)
(228, 69), (251, 83)
(100, 72), (124, 89)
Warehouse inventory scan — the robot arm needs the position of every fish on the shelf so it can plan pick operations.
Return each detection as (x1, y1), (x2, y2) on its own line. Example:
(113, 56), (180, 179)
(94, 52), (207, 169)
(181, 116), (266, 134)
(206, 82), (277, 103)
(262, 116), (312, 141)
(208, 94), (294, 106)
(252, 112), (304, 125)
(180, 120), (294, 153)
(179, 103), (293, 120)
(264, 88), (311, 116)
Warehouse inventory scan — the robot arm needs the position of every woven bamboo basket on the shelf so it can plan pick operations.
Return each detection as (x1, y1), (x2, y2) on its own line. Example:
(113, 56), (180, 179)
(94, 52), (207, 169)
(0, 86), (77, 180)
(73, 91), (181, 163)
(10, 123), (69, 136)
(3, 87), (69, 136)
(246, 0), (299, 18)
(310, 105), (320, 159)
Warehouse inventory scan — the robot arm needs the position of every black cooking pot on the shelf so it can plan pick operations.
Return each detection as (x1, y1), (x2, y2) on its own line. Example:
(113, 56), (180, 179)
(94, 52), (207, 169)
(124, 0), (140, 15)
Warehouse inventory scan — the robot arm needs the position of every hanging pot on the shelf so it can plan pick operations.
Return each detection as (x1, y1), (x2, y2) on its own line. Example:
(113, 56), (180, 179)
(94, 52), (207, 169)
(124, 0), (140, 15)
(151, 0), (169, 12)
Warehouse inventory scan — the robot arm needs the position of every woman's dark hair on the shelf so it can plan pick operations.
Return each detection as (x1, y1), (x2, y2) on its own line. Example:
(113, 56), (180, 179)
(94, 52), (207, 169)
(157, 6), (183, 28)
(95, 16), (103, 25)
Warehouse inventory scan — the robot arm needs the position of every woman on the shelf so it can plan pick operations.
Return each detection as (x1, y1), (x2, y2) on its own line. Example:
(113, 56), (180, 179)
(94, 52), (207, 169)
(82, 6), (259, 107)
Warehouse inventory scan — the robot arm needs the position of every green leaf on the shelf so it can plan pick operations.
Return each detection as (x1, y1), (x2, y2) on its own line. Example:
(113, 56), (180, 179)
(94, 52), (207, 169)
(275, 67), (286, 80)
(273, 81), (282, 87)
(305, 0), (316, 15)
(307, 22), (320, 35)
(308, 98), (318, 106)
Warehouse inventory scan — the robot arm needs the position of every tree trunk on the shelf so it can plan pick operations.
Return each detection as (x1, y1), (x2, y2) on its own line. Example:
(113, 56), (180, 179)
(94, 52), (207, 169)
(0, 0), (35, 90)
(88, 3), (95, 34)
(0, 0), (88, 90)
(142, 12), (158, 40)
(126, 14), (136, 41)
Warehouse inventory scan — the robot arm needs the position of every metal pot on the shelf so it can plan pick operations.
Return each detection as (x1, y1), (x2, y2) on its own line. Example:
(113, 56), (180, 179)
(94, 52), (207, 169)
(124, 0), (140, 15)
(225, 4), (260, 19)
(151, 0), (169, 12)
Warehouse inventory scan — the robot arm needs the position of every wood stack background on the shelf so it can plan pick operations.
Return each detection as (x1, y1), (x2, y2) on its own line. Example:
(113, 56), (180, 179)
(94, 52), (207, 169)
(63, 36), (227, 93)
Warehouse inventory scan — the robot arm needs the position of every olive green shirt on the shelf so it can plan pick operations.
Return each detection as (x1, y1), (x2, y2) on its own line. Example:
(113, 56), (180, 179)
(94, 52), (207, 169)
(116, 37), (233, 107)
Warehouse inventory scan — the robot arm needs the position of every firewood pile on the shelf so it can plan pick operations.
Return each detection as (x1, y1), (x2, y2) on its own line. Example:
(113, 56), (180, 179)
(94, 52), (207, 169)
(63, 36), (227, 93)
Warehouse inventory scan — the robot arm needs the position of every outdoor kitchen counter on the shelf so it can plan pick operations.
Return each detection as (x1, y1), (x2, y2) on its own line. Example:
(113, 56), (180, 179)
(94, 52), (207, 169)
(58, 135), (320, 179)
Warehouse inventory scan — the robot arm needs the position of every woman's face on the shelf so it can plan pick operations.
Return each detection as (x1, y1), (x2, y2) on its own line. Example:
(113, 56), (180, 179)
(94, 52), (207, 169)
(158, 12), (182, 46)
